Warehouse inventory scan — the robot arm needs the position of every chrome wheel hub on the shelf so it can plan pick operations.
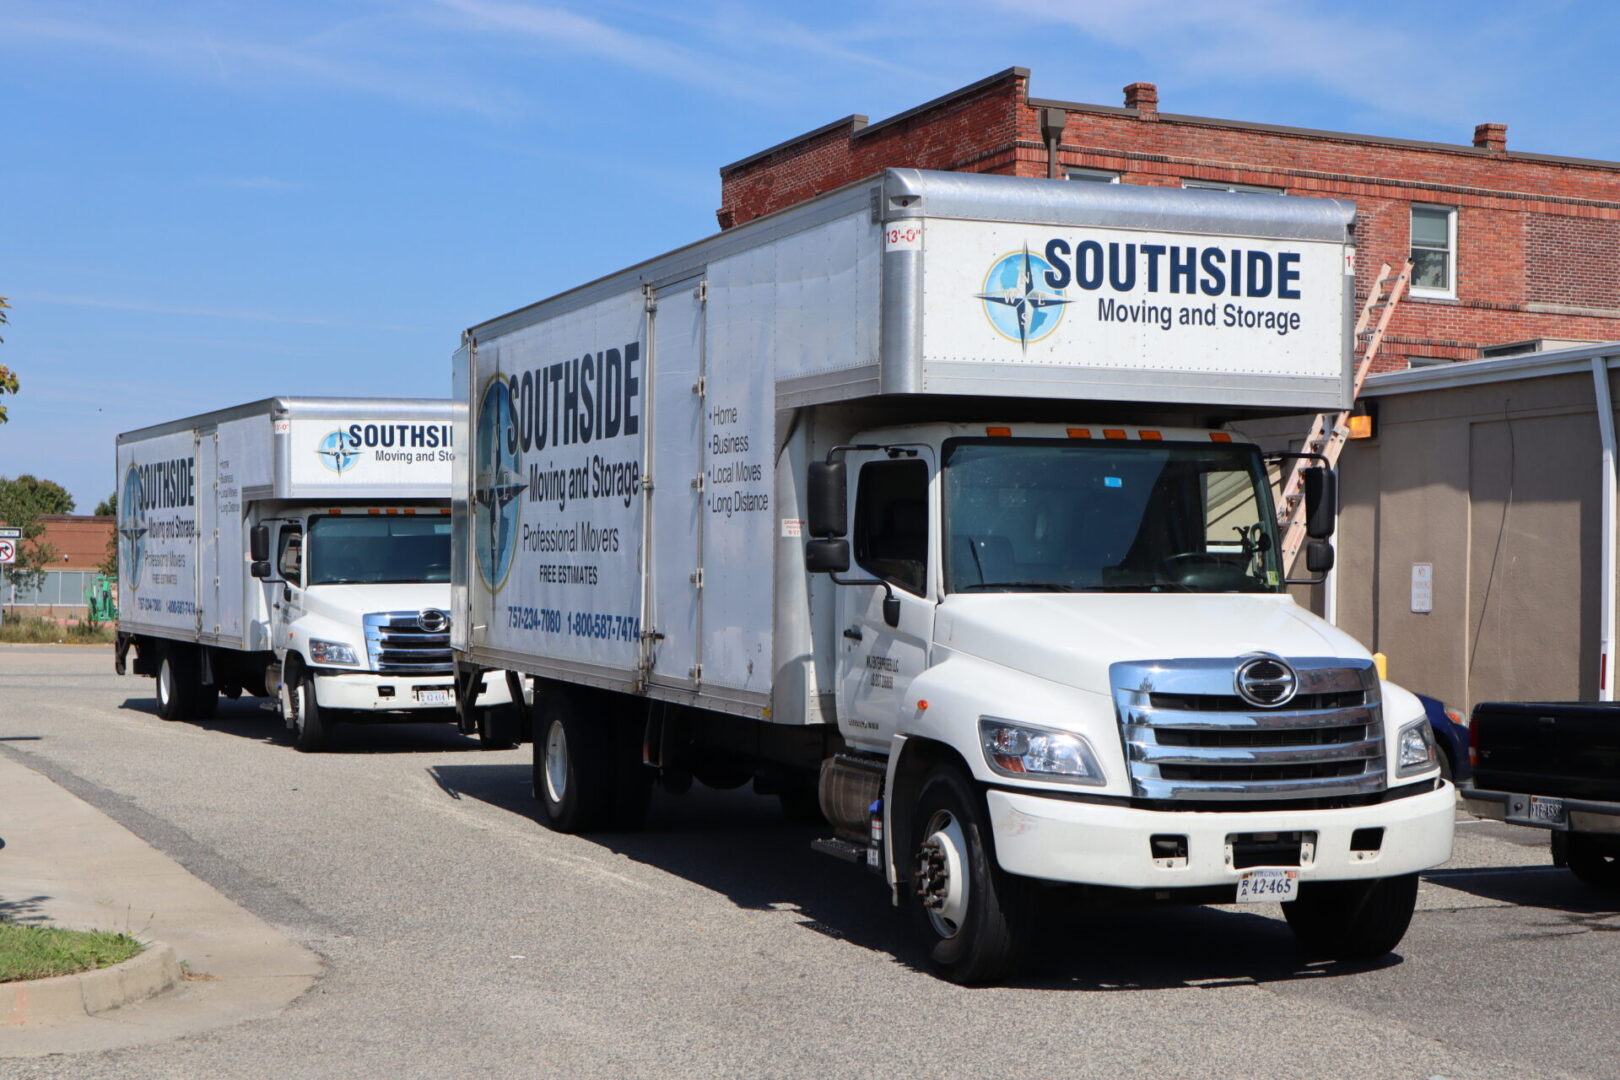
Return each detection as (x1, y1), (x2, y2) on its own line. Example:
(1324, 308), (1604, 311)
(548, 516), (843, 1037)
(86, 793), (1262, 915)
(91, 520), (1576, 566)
(544, 721), (569, 804)
(916, 810), (969, 938)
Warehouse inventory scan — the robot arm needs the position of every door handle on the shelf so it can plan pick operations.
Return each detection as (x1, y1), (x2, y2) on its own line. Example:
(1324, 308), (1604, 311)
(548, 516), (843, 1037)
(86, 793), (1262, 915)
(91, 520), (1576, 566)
(843, 626), (863, 642)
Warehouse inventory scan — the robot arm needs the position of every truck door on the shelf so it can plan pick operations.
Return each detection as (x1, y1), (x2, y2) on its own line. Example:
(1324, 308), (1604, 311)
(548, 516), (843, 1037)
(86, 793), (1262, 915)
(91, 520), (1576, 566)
(835, 449), (936, 754)
(265, 520), (303, 656)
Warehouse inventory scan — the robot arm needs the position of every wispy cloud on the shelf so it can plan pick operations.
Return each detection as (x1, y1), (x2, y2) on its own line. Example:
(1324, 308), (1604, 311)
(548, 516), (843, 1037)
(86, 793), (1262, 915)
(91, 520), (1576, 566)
(427, 0), (761, 99)
(1006, 0), (1497, 125)
(20, 292), (419, 333)
(0, 6), (525, 118)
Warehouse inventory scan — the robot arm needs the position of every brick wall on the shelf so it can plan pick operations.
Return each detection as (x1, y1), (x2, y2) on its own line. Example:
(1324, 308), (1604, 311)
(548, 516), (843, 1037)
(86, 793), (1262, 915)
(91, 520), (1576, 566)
(718, 71), (1620, 366)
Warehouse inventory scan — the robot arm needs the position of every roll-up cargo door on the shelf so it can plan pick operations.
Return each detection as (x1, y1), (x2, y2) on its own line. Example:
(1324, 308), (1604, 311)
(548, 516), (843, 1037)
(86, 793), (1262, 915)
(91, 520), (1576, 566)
(645, 277), (706, 689)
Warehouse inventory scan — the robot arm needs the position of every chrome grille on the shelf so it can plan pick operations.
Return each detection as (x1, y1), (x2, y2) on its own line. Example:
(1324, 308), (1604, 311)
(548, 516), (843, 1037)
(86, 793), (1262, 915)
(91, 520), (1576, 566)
(363, 611), (453, 675)
(1112, 656), (1385, 801)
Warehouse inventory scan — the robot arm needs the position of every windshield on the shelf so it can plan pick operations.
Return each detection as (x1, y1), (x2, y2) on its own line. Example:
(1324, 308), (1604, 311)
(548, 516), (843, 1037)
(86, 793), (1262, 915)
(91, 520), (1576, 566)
(306, 515), (451, 586)
(942, 438), (1282, 594)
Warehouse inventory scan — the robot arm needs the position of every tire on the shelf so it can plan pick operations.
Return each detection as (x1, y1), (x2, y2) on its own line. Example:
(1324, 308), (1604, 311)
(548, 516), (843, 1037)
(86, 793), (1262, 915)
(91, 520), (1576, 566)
(1564, 833), (1620, 891)
(533, 687), (615, 832)
(1283, 873), (1419, 960)
(905, 764), (1035, 985)
(291, 672), (331, 753)
(1436, 745), (1454, 784)
(155, 645), (198, 721)
(478, 703), (524, 750)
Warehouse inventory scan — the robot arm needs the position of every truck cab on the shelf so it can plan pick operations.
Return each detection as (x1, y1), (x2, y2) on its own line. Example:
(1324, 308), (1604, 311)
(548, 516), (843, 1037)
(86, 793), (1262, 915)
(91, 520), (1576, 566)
(808, 421), (1454, 978)
(252, 504), (514, 751)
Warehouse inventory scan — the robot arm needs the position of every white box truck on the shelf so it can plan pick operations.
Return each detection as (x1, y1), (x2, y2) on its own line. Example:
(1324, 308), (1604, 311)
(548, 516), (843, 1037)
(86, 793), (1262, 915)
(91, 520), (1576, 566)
(115, 397), (516, 752)
(450, 170), (1454, 982)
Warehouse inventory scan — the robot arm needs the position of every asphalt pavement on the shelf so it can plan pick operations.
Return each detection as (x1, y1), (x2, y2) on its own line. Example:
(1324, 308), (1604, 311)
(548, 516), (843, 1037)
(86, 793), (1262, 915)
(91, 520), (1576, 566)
(2, 644), (1616, 1079)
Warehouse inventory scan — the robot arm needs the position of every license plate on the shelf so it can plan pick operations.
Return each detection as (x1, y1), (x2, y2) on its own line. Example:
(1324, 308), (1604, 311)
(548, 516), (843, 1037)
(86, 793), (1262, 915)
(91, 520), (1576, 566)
(415, 689), (451, 705)
(1235, 868), (1299, 903)
(1529, 795), (1567, 825)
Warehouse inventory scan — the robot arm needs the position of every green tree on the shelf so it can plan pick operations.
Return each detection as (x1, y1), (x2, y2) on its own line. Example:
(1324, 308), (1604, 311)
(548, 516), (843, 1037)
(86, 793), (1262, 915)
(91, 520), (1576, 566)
(0, 474), (74, 596)
(96, 493), (118, 577)
(0, 296), (15, 424)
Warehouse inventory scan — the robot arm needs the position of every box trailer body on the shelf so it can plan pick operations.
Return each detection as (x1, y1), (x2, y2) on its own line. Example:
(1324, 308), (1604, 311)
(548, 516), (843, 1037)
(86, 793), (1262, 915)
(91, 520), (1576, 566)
(452, 169), (1453, 981)
(115, 397), (513, 751)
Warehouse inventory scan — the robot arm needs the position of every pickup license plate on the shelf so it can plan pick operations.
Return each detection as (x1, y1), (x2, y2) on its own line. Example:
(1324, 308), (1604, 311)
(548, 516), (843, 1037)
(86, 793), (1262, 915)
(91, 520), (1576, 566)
(415, 689), (451, 705)
(1528, 795), (1567, 825)
(1236, 868), (1299, 904)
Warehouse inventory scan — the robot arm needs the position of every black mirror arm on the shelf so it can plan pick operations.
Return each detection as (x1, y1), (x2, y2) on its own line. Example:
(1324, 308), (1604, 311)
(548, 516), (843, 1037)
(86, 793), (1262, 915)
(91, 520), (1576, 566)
(827, 572), (902, 627)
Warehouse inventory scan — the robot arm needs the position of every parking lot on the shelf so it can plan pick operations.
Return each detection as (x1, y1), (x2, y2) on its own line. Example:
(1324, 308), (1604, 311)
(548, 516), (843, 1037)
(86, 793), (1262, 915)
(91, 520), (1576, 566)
(3, 644), (1616, 1080)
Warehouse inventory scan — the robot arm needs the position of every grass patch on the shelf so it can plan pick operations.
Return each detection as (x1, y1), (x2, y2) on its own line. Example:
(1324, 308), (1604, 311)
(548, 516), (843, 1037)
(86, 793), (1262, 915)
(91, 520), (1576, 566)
(0, 923), (144, 982)
(0, 613), (115, 645)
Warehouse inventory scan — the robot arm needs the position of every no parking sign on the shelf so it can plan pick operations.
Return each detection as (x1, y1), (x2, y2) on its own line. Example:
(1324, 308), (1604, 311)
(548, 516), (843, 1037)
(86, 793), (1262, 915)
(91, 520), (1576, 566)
(0, 539), (14, 564)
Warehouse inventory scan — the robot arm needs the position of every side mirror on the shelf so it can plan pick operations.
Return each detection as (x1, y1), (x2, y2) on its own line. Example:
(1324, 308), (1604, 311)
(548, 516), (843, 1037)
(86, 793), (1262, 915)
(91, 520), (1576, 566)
(882, 593), (900, 628)
(1304, 467), (1337, 540)
(250, 560), (272, 579)
(250, 524), (270, 562)
(805, 538), (850, 574)
(807, 461), (847, 538)
(1305, 539), (1335, 574)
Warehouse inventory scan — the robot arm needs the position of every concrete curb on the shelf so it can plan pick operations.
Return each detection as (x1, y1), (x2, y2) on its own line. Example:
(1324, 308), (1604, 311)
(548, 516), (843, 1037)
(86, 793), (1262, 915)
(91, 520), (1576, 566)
(3, 939), (181, 1028)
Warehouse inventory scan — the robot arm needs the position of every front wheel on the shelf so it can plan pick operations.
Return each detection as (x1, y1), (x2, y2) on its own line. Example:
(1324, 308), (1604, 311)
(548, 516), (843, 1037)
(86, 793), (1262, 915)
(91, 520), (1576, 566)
(905, 764), (1035, 985)
(292, 672), (332, 753)
(1283, 873), (1419, 960)
(1563, 833), (1620, 890)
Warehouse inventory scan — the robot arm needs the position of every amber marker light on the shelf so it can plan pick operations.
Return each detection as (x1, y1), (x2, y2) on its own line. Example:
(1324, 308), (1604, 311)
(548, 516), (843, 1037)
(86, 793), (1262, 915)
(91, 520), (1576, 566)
(1066, 428), (1091, 439)
(916, 700), (929, 711)
(1209, 432), (1233, 443)
(1103, 428), (1127, 440)
(985, 426), (1012, 437)
(1138, 430), (1162, 441)
(1348, 414), (1374, 439)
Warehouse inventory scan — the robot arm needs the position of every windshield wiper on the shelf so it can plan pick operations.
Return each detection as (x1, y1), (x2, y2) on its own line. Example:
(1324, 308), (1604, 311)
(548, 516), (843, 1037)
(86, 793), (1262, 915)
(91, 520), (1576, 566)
(957, 582), (1078, 593)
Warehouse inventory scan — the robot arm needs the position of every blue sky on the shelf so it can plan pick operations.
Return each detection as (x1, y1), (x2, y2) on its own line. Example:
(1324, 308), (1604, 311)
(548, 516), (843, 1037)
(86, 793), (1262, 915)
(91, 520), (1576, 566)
(2, 0), (1613, 509)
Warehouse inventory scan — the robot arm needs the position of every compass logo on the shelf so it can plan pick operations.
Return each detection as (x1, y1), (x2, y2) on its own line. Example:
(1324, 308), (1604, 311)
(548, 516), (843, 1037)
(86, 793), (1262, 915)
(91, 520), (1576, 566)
(316, 430), (361, 474)
(473, 375), (525, 591)
(978, 245), (1071, 349)
(119, 465), (148, 591)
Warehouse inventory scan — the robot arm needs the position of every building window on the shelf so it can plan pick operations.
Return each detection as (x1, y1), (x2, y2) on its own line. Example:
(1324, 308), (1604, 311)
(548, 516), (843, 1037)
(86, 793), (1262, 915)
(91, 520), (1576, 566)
(1410, 205), (1457, 298)
(1182, 180), (1283, 195)
(1067, 168), (1120, 184)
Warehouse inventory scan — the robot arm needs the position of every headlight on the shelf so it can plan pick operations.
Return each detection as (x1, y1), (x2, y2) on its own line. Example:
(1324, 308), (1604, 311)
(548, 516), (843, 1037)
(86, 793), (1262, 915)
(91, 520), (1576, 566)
(1396, 717), (1437, 776)
(309, 638), (360, 666)
(979, 718), (1105, 785)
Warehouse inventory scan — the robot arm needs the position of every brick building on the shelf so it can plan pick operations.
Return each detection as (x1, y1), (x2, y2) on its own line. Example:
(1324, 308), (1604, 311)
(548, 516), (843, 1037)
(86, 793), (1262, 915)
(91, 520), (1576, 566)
(0, 514), (114, 618)
(718, 68), (1620, 371)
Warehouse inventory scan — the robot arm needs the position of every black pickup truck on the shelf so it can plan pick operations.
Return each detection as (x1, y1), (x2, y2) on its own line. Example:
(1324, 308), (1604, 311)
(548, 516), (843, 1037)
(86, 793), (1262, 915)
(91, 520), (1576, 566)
(1462, 701), (1620, 890)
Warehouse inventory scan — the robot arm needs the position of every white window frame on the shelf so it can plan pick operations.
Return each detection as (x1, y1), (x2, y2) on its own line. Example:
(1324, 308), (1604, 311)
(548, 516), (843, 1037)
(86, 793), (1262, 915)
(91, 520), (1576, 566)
(1067, 168), (1120, 184)
(1409, 204), (1458, 300)
(1182, 180), (1283, 195)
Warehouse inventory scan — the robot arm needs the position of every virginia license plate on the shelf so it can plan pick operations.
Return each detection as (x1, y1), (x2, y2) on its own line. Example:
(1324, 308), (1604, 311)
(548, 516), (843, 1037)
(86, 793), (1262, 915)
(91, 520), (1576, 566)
(1236, 868), (1299, 903)
(1528, 795), (1567, 825)
(415, 689), (451, 705)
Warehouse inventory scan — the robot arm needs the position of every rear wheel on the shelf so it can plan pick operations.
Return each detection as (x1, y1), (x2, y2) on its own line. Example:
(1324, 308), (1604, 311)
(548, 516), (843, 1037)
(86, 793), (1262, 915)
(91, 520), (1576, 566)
(155, 645), (198, 721)
(905, 764), (1035, 985)
(1563, 833), (1620, 890)
(1284, 873), (1419, 960)
(532, 687), (649, 832)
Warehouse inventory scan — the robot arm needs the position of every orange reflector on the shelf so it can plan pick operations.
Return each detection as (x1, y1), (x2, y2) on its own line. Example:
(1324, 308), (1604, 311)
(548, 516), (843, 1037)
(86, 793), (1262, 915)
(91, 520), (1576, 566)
(1066, 427), (1091, 439)
(1138, 430), (1162, 441)
(916, 700), (929, 711)
(440, 508), (452, 515)
(1103, 428), (1127, 440)
(367, 508), (380, 515)
(329, 508), (343, 514)
(404, 508), (416, 515)
(1348, 414), (1374, 439)
(385, 509), (398, 515)
(1209, 432), (1233, 443)
(985, 426), (1012, 437)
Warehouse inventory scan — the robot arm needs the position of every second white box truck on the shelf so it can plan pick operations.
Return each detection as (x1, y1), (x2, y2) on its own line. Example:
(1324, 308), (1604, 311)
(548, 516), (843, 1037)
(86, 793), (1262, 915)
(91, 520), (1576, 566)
(450, 170), (1454, 982)
(115, 397), (516, 752)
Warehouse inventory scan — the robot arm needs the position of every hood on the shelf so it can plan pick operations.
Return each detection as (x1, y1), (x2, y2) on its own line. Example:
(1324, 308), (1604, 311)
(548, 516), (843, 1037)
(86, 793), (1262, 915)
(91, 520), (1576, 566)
(935, 593), (1370, 696)
(301, 582), (453, 627)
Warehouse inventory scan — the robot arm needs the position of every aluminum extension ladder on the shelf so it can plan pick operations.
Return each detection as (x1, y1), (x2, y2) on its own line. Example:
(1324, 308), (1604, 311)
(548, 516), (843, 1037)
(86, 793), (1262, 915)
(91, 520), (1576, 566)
(1276, 260), (1412, 572)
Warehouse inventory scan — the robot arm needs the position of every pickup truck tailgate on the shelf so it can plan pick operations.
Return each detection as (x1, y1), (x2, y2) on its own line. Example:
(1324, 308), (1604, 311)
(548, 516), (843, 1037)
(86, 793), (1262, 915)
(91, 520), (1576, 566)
(1472, 701), (1620, 800)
